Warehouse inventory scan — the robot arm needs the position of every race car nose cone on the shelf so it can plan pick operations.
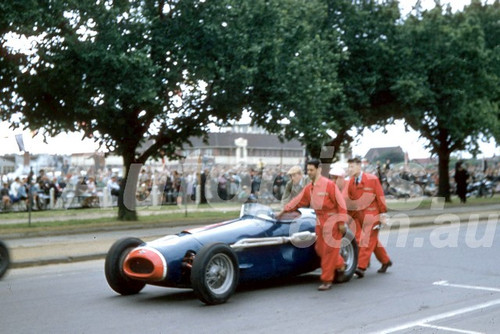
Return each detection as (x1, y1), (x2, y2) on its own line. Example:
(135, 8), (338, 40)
(123, 247), (167, 281)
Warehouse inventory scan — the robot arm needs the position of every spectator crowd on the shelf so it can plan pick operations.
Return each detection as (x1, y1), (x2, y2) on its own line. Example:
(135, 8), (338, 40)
(1, 157), (499, 213)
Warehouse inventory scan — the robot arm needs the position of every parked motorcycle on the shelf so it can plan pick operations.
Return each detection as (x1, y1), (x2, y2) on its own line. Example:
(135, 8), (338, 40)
(0, 239), (10, 279)
(384, 185), (411, 199)
(414, 174), (438, 197)
(467, 177), (495, 198)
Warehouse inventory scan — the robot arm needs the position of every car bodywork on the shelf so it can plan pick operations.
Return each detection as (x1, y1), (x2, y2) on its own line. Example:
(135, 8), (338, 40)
(105, 203), (358, 304)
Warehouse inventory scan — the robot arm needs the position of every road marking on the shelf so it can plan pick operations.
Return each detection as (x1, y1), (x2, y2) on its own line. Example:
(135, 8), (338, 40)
(371, 298), (500, 334)
(433, 280), (500, 293)
(419, 323), (484, 334)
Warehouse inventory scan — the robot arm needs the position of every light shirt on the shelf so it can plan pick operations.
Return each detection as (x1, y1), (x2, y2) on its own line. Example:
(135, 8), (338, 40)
(356, 172), (363, 184)
(9, 181), (21, 197)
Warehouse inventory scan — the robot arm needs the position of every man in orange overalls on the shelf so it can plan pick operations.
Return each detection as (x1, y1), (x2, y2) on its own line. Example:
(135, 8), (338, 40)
(347, 157), (392, 278)
(278, 159), (347, 291)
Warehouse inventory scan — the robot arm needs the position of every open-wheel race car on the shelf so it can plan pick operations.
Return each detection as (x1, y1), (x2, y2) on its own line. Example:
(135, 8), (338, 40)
(105, 203), (358, 305)
(0, 239), (10, 279)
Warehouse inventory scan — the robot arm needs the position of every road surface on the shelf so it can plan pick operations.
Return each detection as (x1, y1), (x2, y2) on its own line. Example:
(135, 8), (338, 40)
(1, 219), (499, 334)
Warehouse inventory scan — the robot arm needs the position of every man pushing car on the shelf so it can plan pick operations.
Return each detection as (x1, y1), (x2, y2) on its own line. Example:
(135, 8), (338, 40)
(346, 157), (392, 278)
(278, 159), (347, 291)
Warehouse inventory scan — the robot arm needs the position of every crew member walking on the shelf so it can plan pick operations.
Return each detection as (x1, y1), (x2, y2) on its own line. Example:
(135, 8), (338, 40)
(347, 157), (392, 278)
(278, 159), (347, 291)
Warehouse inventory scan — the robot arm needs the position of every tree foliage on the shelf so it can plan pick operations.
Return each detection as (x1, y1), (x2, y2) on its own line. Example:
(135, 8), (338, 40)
(324, 0), (401, 160)
(243, 0), (344, 160)
(248, 0), (403, 162)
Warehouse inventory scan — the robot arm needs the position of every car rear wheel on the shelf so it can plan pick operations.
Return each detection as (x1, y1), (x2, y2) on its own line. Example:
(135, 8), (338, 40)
(191, 243), (239, 305)
(0, 240), (10, 279)
(105, 237), (146, 295)
(334, 231), (358, 283)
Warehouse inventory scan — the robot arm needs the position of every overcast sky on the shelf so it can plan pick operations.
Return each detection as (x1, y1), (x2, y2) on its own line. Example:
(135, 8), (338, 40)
(399, 0), (480, 15)
(1, 0), (497, 159)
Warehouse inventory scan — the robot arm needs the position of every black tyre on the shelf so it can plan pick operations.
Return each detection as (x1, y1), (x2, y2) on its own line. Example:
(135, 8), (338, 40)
(0, 240), (10, 279)
(105, 237), (146, 295)
(191, 243), (239, 305)
(334, 231), (358, 283)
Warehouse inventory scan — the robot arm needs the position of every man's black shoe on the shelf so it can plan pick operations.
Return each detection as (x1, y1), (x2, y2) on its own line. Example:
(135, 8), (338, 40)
(355, 268), (365, 278)
(335, 265), (346, 281)
(377, 260), (393, 273)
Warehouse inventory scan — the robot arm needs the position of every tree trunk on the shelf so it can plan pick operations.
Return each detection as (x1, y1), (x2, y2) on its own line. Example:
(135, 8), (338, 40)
(308, 142), (321, 161)
(310, 135), (343, 164)
(117, 153), (142, 221)
(437, 130), (452, 202)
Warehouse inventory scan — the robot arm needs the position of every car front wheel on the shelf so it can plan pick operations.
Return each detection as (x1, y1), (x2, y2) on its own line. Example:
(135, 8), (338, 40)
(105, 237), (146, 295)
(0, 240), (10, 279)
(334, 231), (358, 283)
(191, 243), (239, 305)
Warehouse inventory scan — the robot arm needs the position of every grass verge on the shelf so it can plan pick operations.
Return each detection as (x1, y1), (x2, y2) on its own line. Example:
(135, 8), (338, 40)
(386, 194), (499, 211)
(0, 208), (241, 236)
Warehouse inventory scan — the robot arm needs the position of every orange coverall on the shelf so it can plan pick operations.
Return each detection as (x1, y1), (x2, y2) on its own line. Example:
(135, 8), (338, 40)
(346, 172), (390, 270)
(284, 176), (347, 283)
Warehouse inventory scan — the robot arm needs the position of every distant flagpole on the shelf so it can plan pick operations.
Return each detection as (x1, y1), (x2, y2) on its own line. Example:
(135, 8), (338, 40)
(15, 134), (25, 152)
(14, 133), (33, 226)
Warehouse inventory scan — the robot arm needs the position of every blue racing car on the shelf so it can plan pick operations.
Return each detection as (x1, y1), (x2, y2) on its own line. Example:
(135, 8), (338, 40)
(105, 203), (358, 305)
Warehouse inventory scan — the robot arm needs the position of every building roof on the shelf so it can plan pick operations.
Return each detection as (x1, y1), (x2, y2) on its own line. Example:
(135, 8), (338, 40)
(0, 156), (16, 167)
(364, 146), (404, 162)
(411, 157), (437, 165)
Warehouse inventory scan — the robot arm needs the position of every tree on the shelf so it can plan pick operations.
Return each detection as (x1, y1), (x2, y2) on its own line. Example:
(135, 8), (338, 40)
(251, 0), (402, 163)
(464, 0), (500, 106)
(245, 0), (344, 161)
(324, 0), (402, 161)
(0, 0), (304, 219)
(394, 3), (500, 201)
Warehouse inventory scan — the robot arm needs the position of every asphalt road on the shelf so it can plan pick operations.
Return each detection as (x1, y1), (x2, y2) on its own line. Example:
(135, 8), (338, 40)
(1, 220), (499, 334)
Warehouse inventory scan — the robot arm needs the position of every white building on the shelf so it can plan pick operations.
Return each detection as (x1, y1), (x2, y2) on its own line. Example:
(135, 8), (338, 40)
(174, 125), (306, 169)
